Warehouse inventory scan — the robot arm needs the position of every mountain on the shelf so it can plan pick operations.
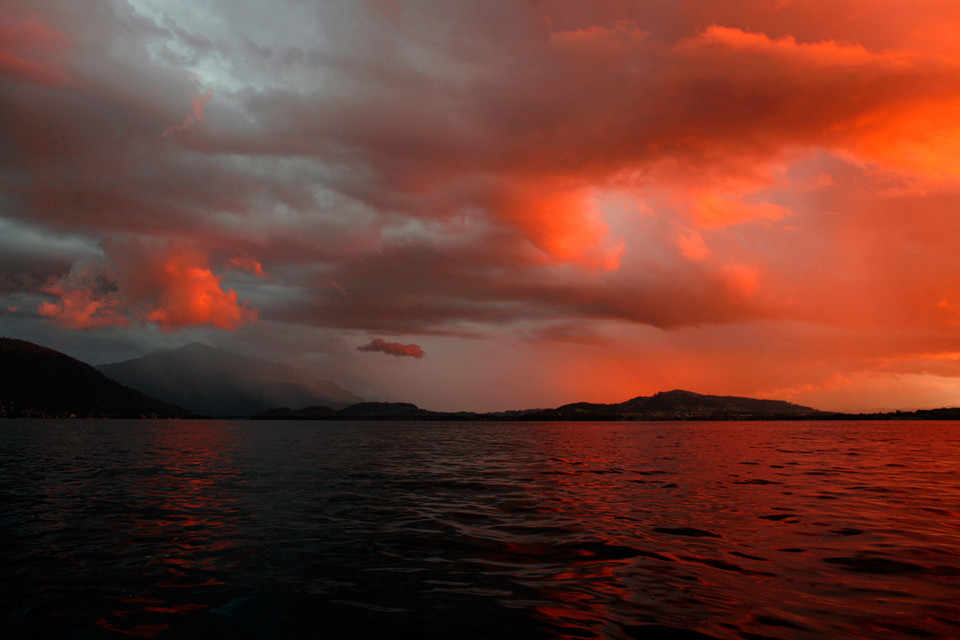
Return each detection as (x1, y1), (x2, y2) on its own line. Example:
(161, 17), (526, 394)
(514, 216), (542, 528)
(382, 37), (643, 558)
(518, 390), (827, 421)
(253, 390), (829, 421)
(97, 343), (363, 417)
(254, 401), (482, 421)
(257, 402), (431, 420)
(0, 338), (189, 418)
(4, 337), (948, 422)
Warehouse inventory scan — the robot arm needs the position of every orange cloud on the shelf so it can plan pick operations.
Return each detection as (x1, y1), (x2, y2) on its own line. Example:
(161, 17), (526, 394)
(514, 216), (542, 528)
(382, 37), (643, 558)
(227, 256), (268, 278)
(10, 1), (960, 413)
(669, 24), (960, 186)
(494, 182), (623, 270)
(37, 282), (127, 330)
(679, 25), (875, 66)
(688, 192), (789, 228)
(478, 19), (960, 254)
(357, 338), (425, 358)
(721, 264), (761, 298)
(37, 243), (257, 332)
(139, 248), (258, 331)
(676, 229), (710, 261)
(35, 261), (127, 330)
(846, 97), (960, 181)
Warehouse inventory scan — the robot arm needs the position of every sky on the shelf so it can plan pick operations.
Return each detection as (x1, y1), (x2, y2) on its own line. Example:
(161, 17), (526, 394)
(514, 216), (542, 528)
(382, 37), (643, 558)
(3, 0), (960, 413)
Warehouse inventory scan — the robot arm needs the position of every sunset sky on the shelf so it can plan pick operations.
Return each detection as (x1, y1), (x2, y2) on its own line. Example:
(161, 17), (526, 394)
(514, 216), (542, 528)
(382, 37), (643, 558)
(3, 0), (960, 412)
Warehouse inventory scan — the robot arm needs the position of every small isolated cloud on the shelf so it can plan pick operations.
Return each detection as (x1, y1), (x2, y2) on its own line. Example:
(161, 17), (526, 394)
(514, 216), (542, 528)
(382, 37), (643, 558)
(357, 338), (424, 358)
(227, 256), (268, 278)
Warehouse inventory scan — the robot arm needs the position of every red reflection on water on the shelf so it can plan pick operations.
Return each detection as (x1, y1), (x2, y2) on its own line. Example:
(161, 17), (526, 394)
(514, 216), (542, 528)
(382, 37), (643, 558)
(512, 425), (646, 636)
(95, 422), (241, 638)
(515, 421), (960, 639)
(95, 597), (208, 637)
(94, 619), (170, 638)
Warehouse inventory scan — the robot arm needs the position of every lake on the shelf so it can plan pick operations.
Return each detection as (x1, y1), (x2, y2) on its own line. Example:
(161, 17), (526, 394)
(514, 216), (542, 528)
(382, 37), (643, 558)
(1, 419), (958, 639)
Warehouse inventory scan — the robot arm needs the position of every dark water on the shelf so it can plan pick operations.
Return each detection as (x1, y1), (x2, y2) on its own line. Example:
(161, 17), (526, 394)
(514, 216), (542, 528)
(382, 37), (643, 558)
(1, 420), (958, 639)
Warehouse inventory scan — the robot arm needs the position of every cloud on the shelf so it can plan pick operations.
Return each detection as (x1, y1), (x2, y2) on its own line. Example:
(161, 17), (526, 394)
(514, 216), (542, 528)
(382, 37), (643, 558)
(357, 338), (425, 358)
(37, 241), (258, 332)
(137, 247), (258, 331)
(160, 81), (213, 138)
(0, 5), (71, 87)
(676, 229), (710, 261)
(5, 1), (960, 411)
(493, 180), (624, 269)
(226, 256), (268, 278)
(37, 264), (127, 330)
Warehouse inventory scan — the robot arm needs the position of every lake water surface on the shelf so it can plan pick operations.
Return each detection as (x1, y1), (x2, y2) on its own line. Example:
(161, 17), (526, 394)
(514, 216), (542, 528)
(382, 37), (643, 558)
(1, 419), (958, 639)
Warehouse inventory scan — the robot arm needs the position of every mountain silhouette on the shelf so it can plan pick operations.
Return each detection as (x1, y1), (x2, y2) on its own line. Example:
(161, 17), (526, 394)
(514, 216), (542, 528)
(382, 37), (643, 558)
(258, 402), (431, 420)
(0, 338), (189, 418)
(253, 390), (828, 421)
(97, 343), (363, 417)
(7, 339), (952, 421)
(519, 390), (827, 421)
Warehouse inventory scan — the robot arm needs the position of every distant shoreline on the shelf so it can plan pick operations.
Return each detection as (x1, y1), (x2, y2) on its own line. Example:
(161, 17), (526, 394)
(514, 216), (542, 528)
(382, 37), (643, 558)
(5, 412), (957, 422)
(4, 338), (959, 421)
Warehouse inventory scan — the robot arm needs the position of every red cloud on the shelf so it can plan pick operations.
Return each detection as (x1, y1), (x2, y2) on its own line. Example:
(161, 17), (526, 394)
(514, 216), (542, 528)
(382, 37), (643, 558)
(357, 338), (425, 358)
(0, 49), (69, 87)
(141, 248), (258, 331)
(37, 264), (127, 330)
(0, 6), (70, 87)
(37, 242), (257, 332)
(9, 1), (960, 413)
(494, 180), (624, 270)
(226, 256), (268, 278)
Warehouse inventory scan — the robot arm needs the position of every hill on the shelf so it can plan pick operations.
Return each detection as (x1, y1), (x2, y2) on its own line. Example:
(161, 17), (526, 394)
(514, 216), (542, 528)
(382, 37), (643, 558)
(519, 390), (826, 421)
(97, 343), (363, 417)
(253, 401), (481, 421)
(253, 390), (828, 421)
(257, 402), (431, 420)
(0, 338), (189, 418)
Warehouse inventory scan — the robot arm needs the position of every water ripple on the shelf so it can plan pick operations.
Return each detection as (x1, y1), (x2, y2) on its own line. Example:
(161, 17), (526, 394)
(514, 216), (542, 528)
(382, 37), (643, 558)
(1, 419), (959, 639)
